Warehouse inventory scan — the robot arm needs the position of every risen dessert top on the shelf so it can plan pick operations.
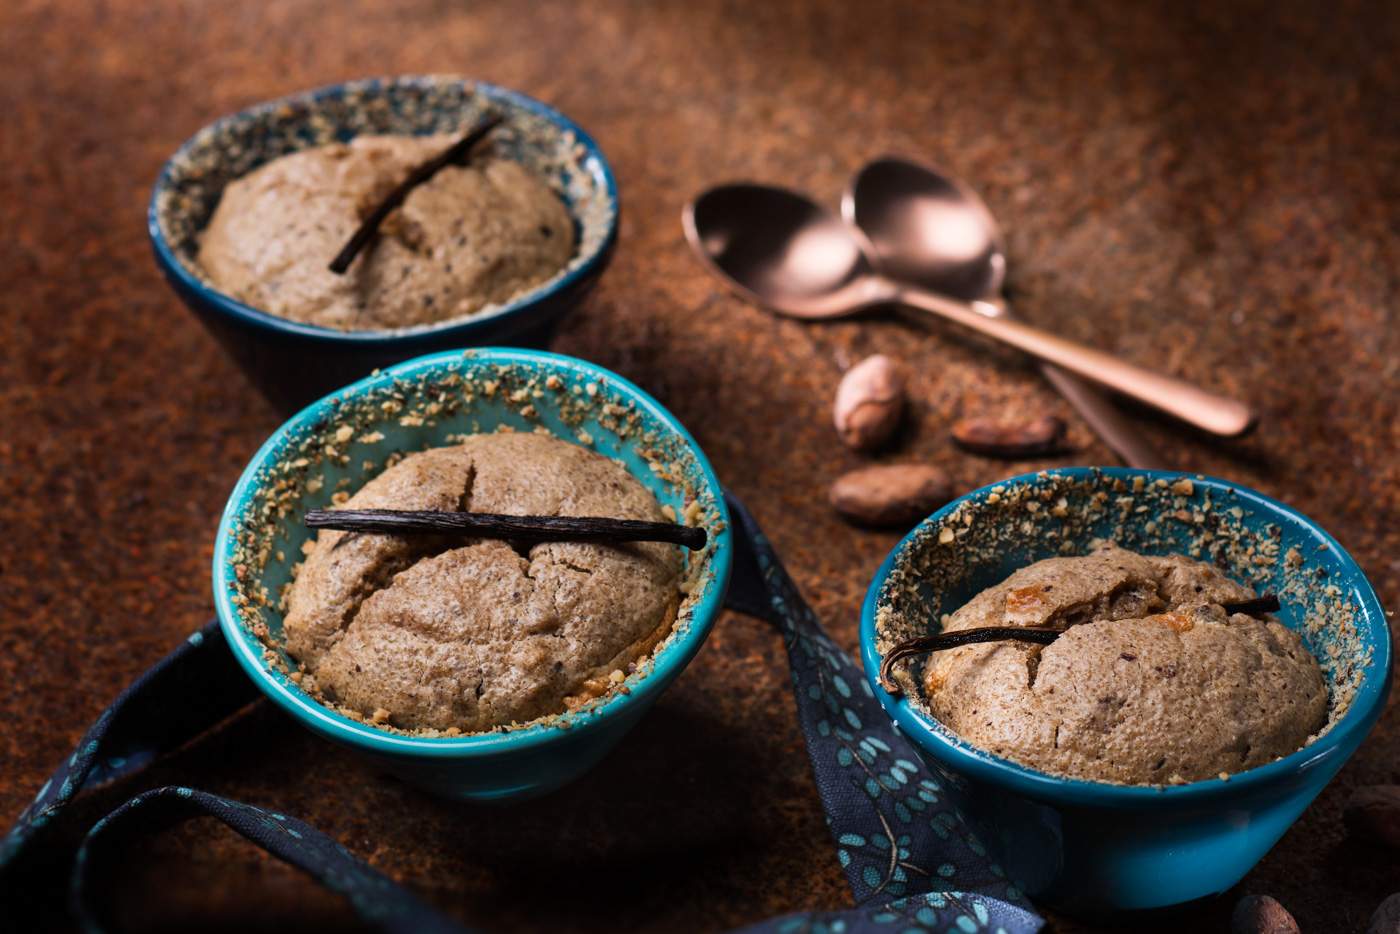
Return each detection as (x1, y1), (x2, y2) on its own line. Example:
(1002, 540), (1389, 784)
(283, 432), (681, 733)
(923, 543), (1327, 785)
(197, 133), (576, 331)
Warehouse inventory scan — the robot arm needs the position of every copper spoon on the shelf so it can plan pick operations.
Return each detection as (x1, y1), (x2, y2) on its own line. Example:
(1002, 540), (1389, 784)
(843, 155), (1169, 468)
(683, 184), (1257, 439)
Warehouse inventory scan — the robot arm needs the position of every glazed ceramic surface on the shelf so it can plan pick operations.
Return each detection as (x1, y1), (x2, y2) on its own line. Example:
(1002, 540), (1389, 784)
(150, 75), (618, 413)
(214, 349), (730, 802)
(860, 467), (1390, 919)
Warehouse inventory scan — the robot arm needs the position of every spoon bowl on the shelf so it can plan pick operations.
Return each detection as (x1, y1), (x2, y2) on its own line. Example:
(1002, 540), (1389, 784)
(845, 158), (1005, 302)
(684, 184), (878, 319)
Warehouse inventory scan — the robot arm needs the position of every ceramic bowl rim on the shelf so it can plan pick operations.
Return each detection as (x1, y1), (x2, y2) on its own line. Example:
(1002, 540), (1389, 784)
(147, 74), (618, 344)
(214, 347), (732, 758)
(859, 466), (1391, 808)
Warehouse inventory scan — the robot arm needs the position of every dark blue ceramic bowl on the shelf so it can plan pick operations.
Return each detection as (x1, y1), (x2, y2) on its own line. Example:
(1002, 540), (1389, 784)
(215, 348), (730, 802)
(150, 75), (617, 414)
(861, 468), (1390, 920)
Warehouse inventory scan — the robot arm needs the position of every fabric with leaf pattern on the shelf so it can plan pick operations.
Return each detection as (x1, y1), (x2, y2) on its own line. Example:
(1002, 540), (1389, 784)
(722, 492), (1041, 934)
(0, 619), (259, 872)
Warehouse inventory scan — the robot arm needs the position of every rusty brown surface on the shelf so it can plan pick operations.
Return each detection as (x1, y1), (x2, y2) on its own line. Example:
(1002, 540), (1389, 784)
(1, 1), (1397, 931)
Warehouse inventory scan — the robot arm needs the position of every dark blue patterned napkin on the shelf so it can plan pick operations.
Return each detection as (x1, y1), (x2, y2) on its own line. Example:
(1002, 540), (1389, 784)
(0, 490), (1042, 934)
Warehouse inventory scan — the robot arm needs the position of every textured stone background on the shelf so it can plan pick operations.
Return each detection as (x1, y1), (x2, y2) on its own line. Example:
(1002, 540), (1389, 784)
(1, 1), (1397, 931)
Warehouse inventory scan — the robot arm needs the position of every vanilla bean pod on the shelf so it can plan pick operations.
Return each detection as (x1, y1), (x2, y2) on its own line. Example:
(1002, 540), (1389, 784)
(304, 508), (706, 550)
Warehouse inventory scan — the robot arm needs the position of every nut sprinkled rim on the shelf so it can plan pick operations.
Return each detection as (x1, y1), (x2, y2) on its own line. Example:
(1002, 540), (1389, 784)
(214, 348), (732, 757)
(859, 467), (1391, 806)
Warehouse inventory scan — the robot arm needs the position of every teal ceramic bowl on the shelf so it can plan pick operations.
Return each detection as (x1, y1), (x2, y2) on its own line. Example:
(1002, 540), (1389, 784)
(214, 349), (730, 802)
(860, 467), (1389, 920)
(150, 75), (618, 414)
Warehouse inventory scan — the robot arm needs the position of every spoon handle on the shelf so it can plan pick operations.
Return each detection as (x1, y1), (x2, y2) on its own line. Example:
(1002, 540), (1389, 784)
(1037, 365), (1170, 469)
(894, 286), (1258, 438)
(971, 299), (1169, 468)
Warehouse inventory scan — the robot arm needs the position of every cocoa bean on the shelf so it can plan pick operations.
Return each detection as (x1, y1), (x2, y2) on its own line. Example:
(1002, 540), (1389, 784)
(1231, 895), (1299, 934)
(828, 464), (952, 526)
(833, 354), (903, 450)
(951, 414), (1068, 458)
(1367, 893), (1400, 934)
(1346, 785), (1400, 847)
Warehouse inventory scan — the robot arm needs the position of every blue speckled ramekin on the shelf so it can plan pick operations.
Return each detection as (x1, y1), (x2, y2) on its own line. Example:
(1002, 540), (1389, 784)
(150, 76), (618, 414)
(861, 467), (1390, 920)
(215, 349), (730, 802)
